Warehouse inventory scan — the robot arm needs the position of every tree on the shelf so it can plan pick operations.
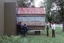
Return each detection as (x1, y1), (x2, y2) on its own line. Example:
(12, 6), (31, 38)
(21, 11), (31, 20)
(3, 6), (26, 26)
(17, 0), (32, 7)
(44, 0), (55, 27)
(45, 0), (64, 31)
(54, 0), (64, 31)
(45, 0), (64, 30)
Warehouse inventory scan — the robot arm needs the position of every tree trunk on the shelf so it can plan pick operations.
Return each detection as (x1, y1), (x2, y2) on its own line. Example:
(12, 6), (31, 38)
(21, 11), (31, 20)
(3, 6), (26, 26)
(63, 21), (64, 32)
(50, 23), (51, 27)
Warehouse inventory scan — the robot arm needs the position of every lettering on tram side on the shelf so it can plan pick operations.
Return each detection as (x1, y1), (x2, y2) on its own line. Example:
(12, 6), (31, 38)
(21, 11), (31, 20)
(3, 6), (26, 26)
(17, 8), (45, 14)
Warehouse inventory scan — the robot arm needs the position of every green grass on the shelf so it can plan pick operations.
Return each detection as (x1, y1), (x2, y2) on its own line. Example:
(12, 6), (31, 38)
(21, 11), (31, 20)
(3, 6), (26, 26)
(0, 27), (64, 43)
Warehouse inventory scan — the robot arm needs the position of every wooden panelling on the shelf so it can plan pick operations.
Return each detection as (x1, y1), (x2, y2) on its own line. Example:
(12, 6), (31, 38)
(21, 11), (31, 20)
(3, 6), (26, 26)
(4, 2), (16, 36)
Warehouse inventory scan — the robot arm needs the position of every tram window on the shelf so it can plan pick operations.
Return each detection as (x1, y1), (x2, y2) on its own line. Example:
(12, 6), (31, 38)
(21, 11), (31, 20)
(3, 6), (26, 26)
(17, 17), (45, 22)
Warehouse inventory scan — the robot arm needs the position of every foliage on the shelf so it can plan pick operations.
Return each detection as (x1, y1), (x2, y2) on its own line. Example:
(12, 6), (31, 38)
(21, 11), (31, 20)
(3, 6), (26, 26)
(45, 0), (54, 23)
(45, 0), (64, 24)
(54, 0), (64, 22)
(17, 0), (35, 7)
(17, 0), (31, 7)
(53, 0), (64, 31)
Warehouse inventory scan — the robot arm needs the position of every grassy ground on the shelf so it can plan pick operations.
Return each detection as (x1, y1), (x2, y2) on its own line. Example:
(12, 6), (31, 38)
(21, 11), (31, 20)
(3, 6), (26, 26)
(0, 27), (64, 43)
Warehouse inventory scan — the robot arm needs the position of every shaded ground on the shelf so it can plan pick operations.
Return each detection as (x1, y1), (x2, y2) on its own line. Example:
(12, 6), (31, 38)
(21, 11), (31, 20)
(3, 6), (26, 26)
(0, 27), (64, 43)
